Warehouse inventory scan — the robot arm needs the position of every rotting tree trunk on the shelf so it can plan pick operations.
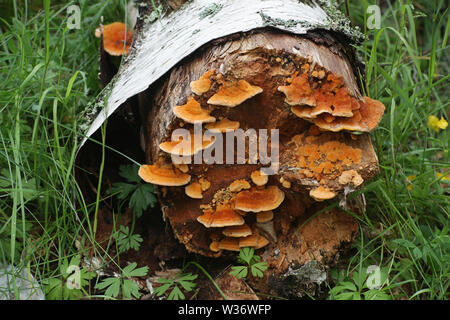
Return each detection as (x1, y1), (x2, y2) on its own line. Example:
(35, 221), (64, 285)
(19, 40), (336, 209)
(141, 30), (381, 297)
(78, 0), (385, 299)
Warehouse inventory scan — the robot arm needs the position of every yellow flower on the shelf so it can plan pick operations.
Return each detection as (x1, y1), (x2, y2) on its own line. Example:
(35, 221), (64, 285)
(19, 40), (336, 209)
(427, 115), (448, 132)
(406, 175), (416, 190)
(436, 172), (450, 181)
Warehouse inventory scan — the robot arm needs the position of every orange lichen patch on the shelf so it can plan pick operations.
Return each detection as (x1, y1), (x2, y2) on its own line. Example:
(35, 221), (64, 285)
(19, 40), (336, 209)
(173, 96), (216, 124)
(250, 170), (268, 186)
(294, 135), (362, 181)
(198, 177), (211, 191)
(229, 179), (251, 192)
(95, 22), (133, 56)
(209, 240), (220, 252)
(185, 182), (203, 199)
(278, 73), (315, 106)
(314, 97), (385, 132)
(205, 118), (240, 132)
(256, 211), (274, 223)
(338, 170), (364, 187)
(223, 224), (252, 238)
(190, 69), (215, 95)
(218, 238), (241, 251)
(234, 186), (285, 212)
(138, 163), (191, 186)
(309, 186), (336, 201)
(197, 205), (244, 228)
(159, 131), (215, 156)
(207, 80), (263, 107)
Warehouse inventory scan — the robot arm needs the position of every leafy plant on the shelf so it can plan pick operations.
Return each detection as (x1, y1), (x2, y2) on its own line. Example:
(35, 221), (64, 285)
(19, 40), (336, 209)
(328, 266), (391, 300)
(154, 272), (198, 300)
(95, 262), (148, 300)
(229, 248), (268, 279)
(109, 164), (157, 217)
(113, 225), (143, 253)
(43, 255), (95, 300)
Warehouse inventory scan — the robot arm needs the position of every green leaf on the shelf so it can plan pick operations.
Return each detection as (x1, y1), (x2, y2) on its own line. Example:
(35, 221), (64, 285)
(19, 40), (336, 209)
(122, 279), (141, 299)
(154, 283), (173, 296)
(168, 285), (185, 300)
(333, 291), (355, 300)
(115, 226), (143, 253)
(364, 289), (391, 300)
(104, 279), (121, 299)
(109, 182), (136, 200)
(122, 262), (148, 277)
(95, 277), (121, 299)
(229, 266), (248, 279)
(238, 247), (254, 265)
(119, 165), (142, 183)
(129, 184), (157, 217)
(250, 262), (268, 278)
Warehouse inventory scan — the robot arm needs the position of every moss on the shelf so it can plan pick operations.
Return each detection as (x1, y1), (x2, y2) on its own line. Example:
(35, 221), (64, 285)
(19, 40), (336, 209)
(199, 3), (223, 20)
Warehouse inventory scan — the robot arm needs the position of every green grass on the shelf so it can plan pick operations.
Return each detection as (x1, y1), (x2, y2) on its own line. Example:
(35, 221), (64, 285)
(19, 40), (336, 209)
(0, 0), (448, 300)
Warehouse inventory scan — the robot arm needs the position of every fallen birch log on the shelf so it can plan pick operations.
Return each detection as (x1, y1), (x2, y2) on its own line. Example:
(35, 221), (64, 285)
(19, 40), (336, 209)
(77, 0), (385, 298)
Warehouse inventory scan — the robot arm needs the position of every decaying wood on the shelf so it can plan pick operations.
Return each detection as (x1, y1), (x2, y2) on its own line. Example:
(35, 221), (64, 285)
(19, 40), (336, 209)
(76, 0), (383, 299)
(140, 29), (380, 292)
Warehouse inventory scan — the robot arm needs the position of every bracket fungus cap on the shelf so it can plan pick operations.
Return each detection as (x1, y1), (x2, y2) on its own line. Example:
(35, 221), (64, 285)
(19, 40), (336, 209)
(205, 118), (240, 132)
(185, 182), (203, 199)
(190, 69), (216, 95)
(138, 164), (191, 186)
(222, 224), (252, 238)
(234, 186), (285, 212)
(309, 186), (336, 201)
(95, 22), (133, 56)
(207, 80), (263, 107)
(173, 96), (216, 124)
(197, 206), (245, 228)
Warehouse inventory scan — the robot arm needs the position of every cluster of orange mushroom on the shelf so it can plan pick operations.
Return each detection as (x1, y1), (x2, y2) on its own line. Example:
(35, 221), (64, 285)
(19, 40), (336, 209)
(138, 61), (385, 254)
(278, 70), (385, 132)
(197, 174), (284, 252)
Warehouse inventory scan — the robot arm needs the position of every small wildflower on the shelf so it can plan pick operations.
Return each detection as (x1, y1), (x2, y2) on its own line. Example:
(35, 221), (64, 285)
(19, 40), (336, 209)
(406, 175), (416, 190)
(436, 172), (450, 182)
(427, 115), (448, 132)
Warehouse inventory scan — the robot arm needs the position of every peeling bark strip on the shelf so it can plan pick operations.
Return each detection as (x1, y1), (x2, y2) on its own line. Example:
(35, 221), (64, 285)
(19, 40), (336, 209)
(78, 0), (364, 147)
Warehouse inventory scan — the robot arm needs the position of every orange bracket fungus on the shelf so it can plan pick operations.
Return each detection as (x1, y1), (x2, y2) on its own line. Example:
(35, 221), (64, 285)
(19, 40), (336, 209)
(223, 224), (252, 238)
(207, 80), (263, 107)
(205, 118), (240, 132)
(173, 96), (216, 124)
(190, 69), (216, 95)
(138, 163), (190, 186)
(95, 22), (133, 56)
(185, 182), (203, 199)
(234, 186), (285, 212)
(159, 130), (215, 156)
(197, 206), (245, 228)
